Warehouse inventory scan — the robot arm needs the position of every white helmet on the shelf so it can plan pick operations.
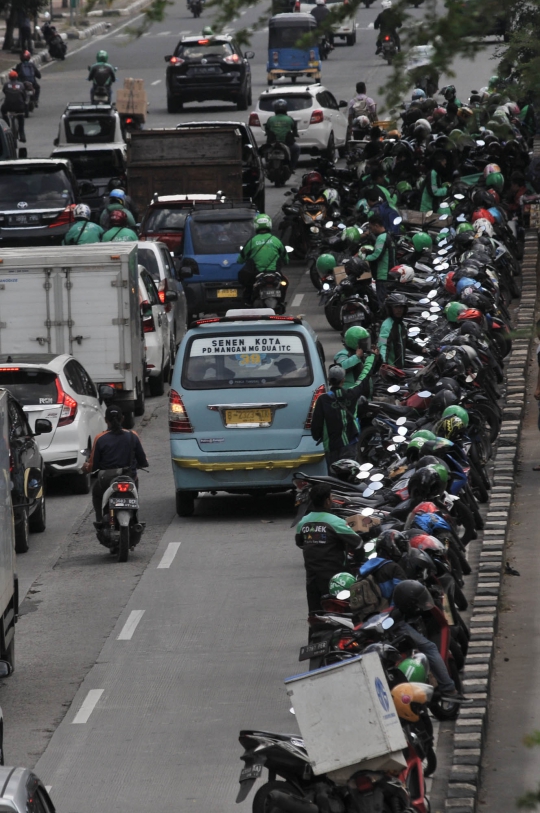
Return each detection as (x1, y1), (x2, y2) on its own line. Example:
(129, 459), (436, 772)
(473, 218), (494, 237)
(414, 118), (432, 137)
(73, 203), (92, 221)
(392, 264), (415, 284)
(43, 11), (50, 20)
(316, 0), (325, 5)
(354, 115), (371, 129)
(381, 0), (392, 8)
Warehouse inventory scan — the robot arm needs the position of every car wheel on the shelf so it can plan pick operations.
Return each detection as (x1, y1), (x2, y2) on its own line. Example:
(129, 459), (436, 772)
(267, 79), (273, 86)
(134, 378), (145, 416)
(324, 132), (336, 161)
(14, 508), (29, 554)
(237, 87), (249, 111)
(346, 33), (356, 45)
(149, 364), (165, 397)
(29, 494), (46, 533)
(176, 490), (196, 517)
(1, 637), (13, 672)
(167, 95), (183, 114)
(123, 411), (135, 429)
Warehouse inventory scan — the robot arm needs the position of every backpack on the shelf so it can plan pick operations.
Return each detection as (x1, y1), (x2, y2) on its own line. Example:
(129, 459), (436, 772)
(349, 574), (388, 621)
(352, 96), (369, 118)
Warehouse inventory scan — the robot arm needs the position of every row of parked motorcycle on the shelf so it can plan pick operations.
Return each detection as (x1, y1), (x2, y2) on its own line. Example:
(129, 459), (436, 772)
(234, 119), (528, 811)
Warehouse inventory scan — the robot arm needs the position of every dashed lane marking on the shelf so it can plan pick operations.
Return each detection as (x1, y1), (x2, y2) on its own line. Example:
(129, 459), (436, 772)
(157, 541), (181, 569)
(72, 689), (104, 724)
(151, 79), (162, 85)
(117, 610), (145, 640)
(292, 293), (304, 307)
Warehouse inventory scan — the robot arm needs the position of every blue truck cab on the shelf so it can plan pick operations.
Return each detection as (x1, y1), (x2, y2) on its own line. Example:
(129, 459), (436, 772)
(169, 308), (328, 516)
(180, 204), (257, 318)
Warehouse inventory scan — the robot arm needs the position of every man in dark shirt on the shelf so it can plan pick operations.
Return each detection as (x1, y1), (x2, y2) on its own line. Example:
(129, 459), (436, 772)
(295, 483), (361, 611)
(1, 71), (27, 142)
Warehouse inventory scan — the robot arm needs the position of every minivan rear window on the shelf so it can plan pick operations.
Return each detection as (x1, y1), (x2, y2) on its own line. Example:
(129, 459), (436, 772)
(190, 217), (254, 255)
(0, 369), (57, 405)
(0, 167), (74, 209)
(182, 332), (313, 389)
(259, 94), (312, 112)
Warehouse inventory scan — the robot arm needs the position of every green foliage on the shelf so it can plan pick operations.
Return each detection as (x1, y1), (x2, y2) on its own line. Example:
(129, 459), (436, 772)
(516, 731), (540, 809)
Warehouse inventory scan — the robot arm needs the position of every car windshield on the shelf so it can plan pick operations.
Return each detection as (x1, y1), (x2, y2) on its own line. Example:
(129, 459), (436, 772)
(176, 40), (234, 58)
(189, 217), (254, 255)
(0, 168), (74, 209)
(64, 115), (116, 143)
(137, 247), (161, 281)
(182, 332), (313, 389)
(143, 207), (188, 233)
(54, 150), (123, 179)
(0, 369), (58, 405)
(259, 94), (312, 112)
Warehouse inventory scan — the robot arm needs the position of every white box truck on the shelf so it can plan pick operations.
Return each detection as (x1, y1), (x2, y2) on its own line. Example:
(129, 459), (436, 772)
(0, 244), (145, 427)
(0, 390), (18, 668)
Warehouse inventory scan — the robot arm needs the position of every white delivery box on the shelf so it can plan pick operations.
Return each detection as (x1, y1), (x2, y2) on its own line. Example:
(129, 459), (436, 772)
(284, 652), (407, 777)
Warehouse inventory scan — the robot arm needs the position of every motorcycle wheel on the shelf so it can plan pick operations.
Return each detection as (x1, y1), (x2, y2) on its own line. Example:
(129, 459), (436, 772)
(324, 301), (343, 330)
(253, 781), (298, 813)
(118, 526), (130, 563)
(309, 262), (323, 291)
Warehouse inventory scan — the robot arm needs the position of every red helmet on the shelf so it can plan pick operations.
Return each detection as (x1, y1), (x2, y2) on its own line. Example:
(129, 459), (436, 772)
(109, 209), (127, 227)
(444, 271), (457, 294)
(8, 70), (17, 79)
(432, 107), (446, 120)
(472, 208), (495, 224)
(411, 501), (439, 515)
(486, 188), (500, 205)
(457, 308), (483, 323)
(409, 533), (445, 552)
(22, 50), (31, 61)
(302, 171), (323, 187)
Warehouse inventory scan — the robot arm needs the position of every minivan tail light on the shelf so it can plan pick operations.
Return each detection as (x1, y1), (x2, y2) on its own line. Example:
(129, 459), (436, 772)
(224, 53), (240, 64)
(169, 389), (193, 433)
(294, 0), (300, 9)
(141, 301), (156, 333)
(55, 378), (78, 426)
(310, 109), (324, 124)
(249, 112), (261, 127)
(304, 384), (325, 429)
(48, 205), (75, 229)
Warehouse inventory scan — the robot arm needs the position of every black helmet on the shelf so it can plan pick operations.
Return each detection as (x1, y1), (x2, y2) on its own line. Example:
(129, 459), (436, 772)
(362, 642), (401, 664)
(401, 550), (437, 581)
(376, 529), (409, 562)
(386, 292), (408, 317)
(331, 458), (361, 482)
(328, 365), (346, 387)
(393, 579), (434, 616)
(345, 256), (371, 278)
(459, 320), (483, 340)
(409, 466), (444, 500)
(432, 378), (462, 398)
(273, 98), (288, 114)
(428, 388), (460, 416)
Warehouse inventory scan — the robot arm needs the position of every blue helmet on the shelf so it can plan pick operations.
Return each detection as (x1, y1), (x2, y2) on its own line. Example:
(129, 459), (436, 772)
(412, 513), (452, 535)
(456, 276), (481, 294)
(109, 188), (126, 201)
(488, 207), (503, 223)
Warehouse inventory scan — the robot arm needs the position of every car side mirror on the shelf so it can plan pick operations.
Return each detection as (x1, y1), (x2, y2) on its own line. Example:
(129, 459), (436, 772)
(165, 289), (178, 302)
(53, 137), (58, 146)
(244, 50), (255, 59)
(179, 266), (193, 279)
(34, 419), (52, 436)
(98, 384), (115, 404)
(338, 99), (347, 107)
(78, 180), (97, 196)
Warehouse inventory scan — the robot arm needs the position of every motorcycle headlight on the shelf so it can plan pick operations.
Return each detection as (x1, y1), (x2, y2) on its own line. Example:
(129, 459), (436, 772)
(310, 226), (319, 233)
(314, 212), (324, 221)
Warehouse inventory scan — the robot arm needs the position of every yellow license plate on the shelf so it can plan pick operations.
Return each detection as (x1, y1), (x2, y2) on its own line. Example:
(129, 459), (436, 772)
(217, 289), (238, 299)
(225, 408), (272, 426)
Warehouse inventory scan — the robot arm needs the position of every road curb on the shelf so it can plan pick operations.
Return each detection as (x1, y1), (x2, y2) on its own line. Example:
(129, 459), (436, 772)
(443, 224), (538, 812)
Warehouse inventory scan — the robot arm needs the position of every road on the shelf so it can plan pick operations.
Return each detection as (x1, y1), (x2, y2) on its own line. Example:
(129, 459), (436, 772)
(0, 3), (500, 811)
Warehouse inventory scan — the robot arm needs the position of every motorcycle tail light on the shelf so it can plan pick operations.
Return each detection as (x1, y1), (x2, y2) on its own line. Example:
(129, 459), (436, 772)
(304, 384), (325, 429)
(384, 35), (390, 41)
(309, 49), (316, 60)
(248, 112), (261, 127)
(310, 109), (324, 124)
(113, 481), (133, 493)
(169, 389), (193, 433)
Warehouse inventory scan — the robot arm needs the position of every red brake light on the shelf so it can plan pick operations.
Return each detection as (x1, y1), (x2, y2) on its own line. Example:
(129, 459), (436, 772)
(304, 384), (325, 429)
(158, 290), (166, 304)
(224, 53), (240, 63)
(249, 112), (261, 127)
(384, 35), (390, 40)
(0, 367), (18, 371)
(194, 317), (220, 325)
(310, 109), (324, 124)
(294, 0), (300, 9)
(141, 301), (156, 333)
(48, 206), (75, 229)
(169, 389), (193, 433)
(115, 482), (132, 493)
(55, 378), (78, 427)
(126, 117), (133, 124)
(198, 39), (209, 44)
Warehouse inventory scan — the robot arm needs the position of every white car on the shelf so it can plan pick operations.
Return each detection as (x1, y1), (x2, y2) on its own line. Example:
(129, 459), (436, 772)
(0, 354), (107, 494)
(249, 84), (348, 156)
(294, 0), (357, 44)
(138, 265), (171, 398)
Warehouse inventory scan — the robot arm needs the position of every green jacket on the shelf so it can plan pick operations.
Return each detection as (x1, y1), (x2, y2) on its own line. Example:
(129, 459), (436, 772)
(378, 316), (407, 367)
(102, 226), (138, 242)
(63, 220), (103, 245)
(365, 232), (392, 281)
(99, 204), (137, 230)
(264, 113), (298, 144)
(333, 348), (377, 389)
(295, 510), (360, 577)
(237, 233), (288, 273)
(420, 169), (447, 212)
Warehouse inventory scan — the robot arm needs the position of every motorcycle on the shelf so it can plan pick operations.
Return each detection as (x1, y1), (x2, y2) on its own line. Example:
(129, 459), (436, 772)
(189, 0), (203, 16)
(39, 22), (67, 59)
(380, 34), (398, 64)
(318, 35), (332, 60)
(251, 270), (288, 312)
(263, 141), (292, 187)
(94, 469), (145, 562)
(23, 81), (35, 114)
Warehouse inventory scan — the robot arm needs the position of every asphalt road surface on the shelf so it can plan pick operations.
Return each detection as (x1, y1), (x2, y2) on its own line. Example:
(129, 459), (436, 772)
(0, 3), (501, 811)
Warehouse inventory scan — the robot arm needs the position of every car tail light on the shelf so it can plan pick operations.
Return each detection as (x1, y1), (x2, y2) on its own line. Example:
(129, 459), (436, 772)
(48, 205), (75, 229)
(55, 378), (77, 427)
(113, 481), (134, 493)
(157, 278), (172, 311)
(310, 109), (324, 124)
(355, 776), (374, 792)
(197, 39), (209, 44)
(272, 50), (279, 64)
(224, 53), (240, 63)
(169, 389), (193, 433)
(249, 112), (261, 127)
(309, 49), (316, 60)
(294, 0), (300, 9)
(169, 56), (184, 64)
(304, 384), (325, 429)
(141, 301), (156, 333)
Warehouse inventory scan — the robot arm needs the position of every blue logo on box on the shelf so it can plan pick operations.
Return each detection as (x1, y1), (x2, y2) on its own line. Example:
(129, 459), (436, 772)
(375, 677), (390, 712)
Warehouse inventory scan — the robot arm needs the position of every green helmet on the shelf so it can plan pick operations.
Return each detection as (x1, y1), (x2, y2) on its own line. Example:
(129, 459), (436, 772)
(344, 325), (370, 350)
(254, 213), (272, 232)
(412, 232), (432, 252)
(397, 180), (412, 195)
(96, 50), (108, 63)
(316, 253), (336, 273)
(407, 437), (426, 453)
(343, 226), (361, 244)
(445, 301), (467, 323)
(457, 222), (474, 233)
(442, 405), (469, 427)
(398, 654), (429, 683)
(202, 25), (214, 35)
(328, 572), (356, 597)
(354, 198), (369, 215)
(427, 462), (449, 489)
(488, 75), (499, 89)
(437, 202), (451, 215)
(435, 230), (449, 243)
(485, 171), (504, 193)
(411, 429), (436, 441)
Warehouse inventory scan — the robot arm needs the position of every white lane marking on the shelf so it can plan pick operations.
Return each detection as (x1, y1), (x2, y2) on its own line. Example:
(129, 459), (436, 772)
(292, 293), (304, 307)
(157, 30), (171, 35)
(178, 29), (191, 35)
(117, 610), (145, 640)
(45, 787), (52, 794)
(72, 689), (104, 724)
(240, 8), (247, 13)
(151, 79), (162, 85)
(157, 541), (181, 569)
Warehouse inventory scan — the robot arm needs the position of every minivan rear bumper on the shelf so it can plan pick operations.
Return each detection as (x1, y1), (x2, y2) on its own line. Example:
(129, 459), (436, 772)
(170, 436), (326, 491)
(184, 279), (246, 316)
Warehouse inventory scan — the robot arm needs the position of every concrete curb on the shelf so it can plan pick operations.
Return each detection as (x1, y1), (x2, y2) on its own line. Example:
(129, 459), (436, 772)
(87, 0), (155, 17)
(443, 219), (539, 810)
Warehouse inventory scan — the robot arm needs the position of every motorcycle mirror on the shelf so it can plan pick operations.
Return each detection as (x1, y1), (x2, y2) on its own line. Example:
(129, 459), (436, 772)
(438, 249), (448, 255)
(370, 472), (385, 481)
(418, 298), (430, 304)
(438, 214), (449, 221)
(326, 221), (333, 228)
(430, 305), (441, 313)
(412, 356), (424, 364)
(381, 617), (394, 630)
(421, 311), (430, 319)
(396, 417), (407, 426)
(370, 481), (384, 491)
(361, 507), (374, 516)
(364, 540), (376, 551)
(336, 589), (351, 600)
(428, 314), (439, 321)
(285, 246), (294, 253)
(439, 262), (449, 270)
(363, 487), (374, 497)
(393, 435), (406, 443)
(425, 210), (433, 217)
(387, 385), (401, 394)
(456, 214), (467, 222)
(476, 139), (485, 146)
(290, 707), (296, 715)
(454, 193), (465, 200)
(360, 463), (373, 471)
(356, 471), (370, 480)
(338, 223), (346, 229)
(465, 374), (474, 382)
(427, 290), (437, 299)
(397, 426), (408, 436)
(386, 444), (396, 451)
(425, 276), (434, 282)
(393, 216), (403, 225)
(418, 390), (432, 398)
(408, 327), (420, 336)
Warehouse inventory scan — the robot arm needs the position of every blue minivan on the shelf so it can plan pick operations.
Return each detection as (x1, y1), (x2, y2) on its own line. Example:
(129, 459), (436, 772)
(169, 309), (327, 516)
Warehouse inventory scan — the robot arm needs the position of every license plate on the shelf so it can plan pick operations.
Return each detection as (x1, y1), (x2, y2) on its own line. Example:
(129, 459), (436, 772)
(225, 408), (272, 426)
(8, 214), (40, 225)
(190, 66), (220, 74)
(343, 313), (360, 323)
(261, 289), (280, 297)
(299, 640), (329, 661)
(217, 289), (238, 299)
(109, 498), (138, 508)
(239, 763), (263, 782)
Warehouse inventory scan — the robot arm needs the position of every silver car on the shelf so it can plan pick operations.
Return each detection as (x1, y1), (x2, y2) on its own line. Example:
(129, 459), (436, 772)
(0, 767), (55, 813)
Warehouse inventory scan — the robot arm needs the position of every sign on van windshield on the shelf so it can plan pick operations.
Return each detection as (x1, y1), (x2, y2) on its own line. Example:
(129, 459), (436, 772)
(183, 333), (313, 389)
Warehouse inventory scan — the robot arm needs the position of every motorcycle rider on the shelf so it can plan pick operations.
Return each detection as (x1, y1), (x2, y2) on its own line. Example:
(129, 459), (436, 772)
(334, 326), (378, 389)
(348, 81), (377, 123)
(295, 482), (362, 612)
(420, 150), (450, 212)
(237, 213), (288, 300)
(310, 0), (334, 47)
(102, 209), (138, 242)
(84, 404), (148, 526)
(88, 50), (115, 103)
(1, 70), (27, 142)
(374, 0), (402, 54)
(15, 50), (41, 107)
(362, 213), (394, 308)
(63, 203), (104, 245)
(377, 291), (423, 368)
(264, 98), (300, 171)
(99, 188), (137, 230)
(365, 187), (400, 234)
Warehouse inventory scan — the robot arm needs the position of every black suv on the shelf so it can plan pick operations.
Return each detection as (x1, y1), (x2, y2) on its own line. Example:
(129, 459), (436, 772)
(165, 35), (254, 113)
(176, 121), (265, 210)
